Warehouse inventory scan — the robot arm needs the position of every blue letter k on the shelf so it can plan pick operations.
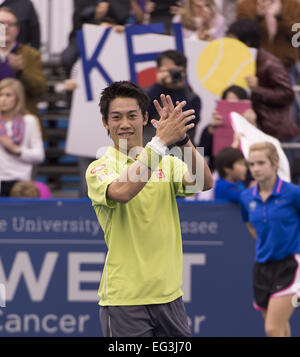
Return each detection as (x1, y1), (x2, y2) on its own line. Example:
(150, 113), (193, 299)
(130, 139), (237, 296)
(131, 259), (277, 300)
(76, 28), (113, 101)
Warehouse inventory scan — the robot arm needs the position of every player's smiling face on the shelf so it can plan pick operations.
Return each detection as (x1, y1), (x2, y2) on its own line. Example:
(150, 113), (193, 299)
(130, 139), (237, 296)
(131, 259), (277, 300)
(103, 97), (148, 153)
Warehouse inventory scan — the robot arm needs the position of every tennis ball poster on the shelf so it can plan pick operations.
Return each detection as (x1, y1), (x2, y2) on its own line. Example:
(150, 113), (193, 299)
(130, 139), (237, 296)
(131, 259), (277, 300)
(196, 38), (256, 97)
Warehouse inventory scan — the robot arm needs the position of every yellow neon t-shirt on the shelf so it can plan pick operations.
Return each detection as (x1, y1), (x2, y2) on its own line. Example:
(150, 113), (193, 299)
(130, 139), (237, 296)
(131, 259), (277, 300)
(86, 146), (194, 306)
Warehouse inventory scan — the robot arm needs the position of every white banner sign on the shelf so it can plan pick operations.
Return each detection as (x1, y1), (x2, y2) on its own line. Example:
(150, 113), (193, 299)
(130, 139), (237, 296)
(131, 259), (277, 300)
(66, 23), (256, 158)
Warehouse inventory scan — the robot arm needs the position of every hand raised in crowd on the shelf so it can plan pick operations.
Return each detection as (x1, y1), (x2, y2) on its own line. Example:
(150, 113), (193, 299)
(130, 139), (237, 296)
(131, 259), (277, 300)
(197, 28), (213, 41)
(246, 75), (259, 92)
(170, 1), (185, 16)
(63, 79), (78, 92)
(152, 94), (195, 146)
(195, 4), (214, 41)
(156, 66), (173, 86)
(200, 4), (214, 27)
(231, 131), (244, 149)
(7, 53), (24, 71)
(265, 0), (282, 16)
(208, 110), (223, 133)
(145, 1), (155, 14)
(242, 108), (257, 127)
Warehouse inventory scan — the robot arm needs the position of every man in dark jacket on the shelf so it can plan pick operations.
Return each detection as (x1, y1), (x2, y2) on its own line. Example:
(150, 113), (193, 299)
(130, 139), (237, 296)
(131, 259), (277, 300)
(228, 19), (298, 141)
(145, 50), (201, 146)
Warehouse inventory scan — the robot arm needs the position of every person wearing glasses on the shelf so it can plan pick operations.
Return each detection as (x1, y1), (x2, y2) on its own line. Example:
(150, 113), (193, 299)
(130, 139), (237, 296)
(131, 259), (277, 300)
(0, 7), (46, 123)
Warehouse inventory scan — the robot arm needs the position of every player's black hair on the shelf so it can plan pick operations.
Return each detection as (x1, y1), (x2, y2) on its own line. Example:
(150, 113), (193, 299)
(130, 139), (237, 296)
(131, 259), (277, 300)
(215, 147), (245, 178)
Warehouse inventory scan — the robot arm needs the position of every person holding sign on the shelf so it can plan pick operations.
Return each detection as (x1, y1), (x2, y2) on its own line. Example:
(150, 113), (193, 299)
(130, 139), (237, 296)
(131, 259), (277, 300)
(85, 81), (213, 337)
(199, 85), (256, 171)
(240, 142), (300, 337)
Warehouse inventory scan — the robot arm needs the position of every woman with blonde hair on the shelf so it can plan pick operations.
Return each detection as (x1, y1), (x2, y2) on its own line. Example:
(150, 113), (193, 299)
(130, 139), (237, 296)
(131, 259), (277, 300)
(0, 78), (45, 196)
(240, 142), (300, 337)
(172, 0), (225, 40)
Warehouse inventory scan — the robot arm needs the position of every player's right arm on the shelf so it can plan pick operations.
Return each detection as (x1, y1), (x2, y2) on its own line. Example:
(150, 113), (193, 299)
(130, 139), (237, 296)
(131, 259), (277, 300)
(106, 160), (152, 204)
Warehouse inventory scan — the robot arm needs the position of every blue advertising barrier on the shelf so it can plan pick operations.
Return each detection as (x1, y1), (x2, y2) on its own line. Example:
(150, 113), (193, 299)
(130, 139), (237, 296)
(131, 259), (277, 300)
(0, 199), (299, 337)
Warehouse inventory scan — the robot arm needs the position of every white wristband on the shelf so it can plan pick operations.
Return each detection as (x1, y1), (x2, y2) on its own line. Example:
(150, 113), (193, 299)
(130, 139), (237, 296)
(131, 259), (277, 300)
(147, 136), (168, 156)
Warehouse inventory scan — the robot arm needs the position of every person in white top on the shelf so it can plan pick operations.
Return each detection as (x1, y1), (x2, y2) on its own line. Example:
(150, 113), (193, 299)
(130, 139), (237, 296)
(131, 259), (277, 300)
(172, 0), (226, 41)
(0, 78), (45, 196)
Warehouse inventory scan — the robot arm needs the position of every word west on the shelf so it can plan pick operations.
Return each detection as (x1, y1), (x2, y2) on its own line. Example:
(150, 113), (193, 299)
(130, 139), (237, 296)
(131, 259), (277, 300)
(0, 252), (204, 303)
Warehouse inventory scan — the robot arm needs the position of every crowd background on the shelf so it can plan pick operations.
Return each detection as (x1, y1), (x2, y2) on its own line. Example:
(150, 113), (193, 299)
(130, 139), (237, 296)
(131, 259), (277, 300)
(0, 0), (299, 198)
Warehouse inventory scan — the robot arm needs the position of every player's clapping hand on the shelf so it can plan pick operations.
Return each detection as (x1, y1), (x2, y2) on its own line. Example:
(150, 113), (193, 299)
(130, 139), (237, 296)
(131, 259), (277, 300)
(152, 94), (195, 146)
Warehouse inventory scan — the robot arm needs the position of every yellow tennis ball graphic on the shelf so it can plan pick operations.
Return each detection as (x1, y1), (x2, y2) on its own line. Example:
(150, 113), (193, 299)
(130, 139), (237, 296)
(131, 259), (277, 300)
(197, 38), (256, 96)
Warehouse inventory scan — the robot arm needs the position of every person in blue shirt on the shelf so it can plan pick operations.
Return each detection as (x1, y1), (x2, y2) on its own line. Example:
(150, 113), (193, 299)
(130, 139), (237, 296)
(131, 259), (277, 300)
(240, 141), (300, 337)
(214, 147), (247, 203)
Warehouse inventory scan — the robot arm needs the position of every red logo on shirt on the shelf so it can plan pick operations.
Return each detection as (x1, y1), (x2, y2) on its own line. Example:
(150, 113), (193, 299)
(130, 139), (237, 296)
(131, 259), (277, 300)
(155, 169), (165, 179)
(90, 164), (106, 174)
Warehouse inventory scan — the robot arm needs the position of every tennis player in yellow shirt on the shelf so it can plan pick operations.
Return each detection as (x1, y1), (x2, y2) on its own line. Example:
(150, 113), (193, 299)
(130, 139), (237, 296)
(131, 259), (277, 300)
(86, 80), (213, 337)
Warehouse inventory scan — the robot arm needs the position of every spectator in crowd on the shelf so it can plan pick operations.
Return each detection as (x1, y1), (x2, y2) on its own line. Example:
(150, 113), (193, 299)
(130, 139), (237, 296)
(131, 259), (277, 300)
(145, 0), (178, 34)
(61, 0), (103, 77)
(227, 19), (299, 142)
(95, 0), (144, 25)
(9, 180), (52, 198)
(0, 78), (45, 197)
(236, 0), (300, 73)
(62, 0), (143, 77)
(0, 0), (40, 49)
(0, 7), (47, 126)
(172, 0), (226, 41)
(199, 85), (256, 171)
(221, 0), (238, 29)
(145, 49), (201, 146)
(9, 180), (40, 197)
(214, 147), (248, 203)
